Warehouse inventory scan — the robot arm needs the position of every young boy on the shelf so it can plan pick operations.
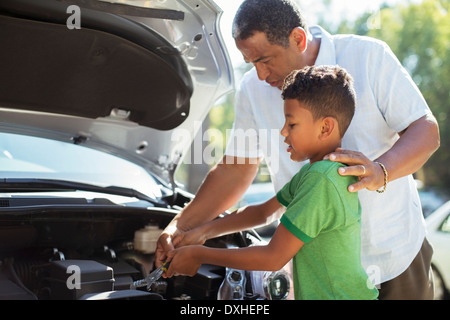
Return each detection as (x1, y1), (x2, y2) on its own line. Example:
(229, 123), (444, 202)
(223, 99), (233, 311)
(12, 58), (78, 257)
(163, 65), (379, 300)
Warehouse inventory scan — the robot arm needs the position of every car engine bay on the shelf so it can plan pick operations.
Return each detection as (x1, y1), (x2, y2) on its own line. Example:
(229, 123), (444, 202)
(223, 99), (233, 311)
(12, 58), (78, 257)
(0, 196), (261, 300)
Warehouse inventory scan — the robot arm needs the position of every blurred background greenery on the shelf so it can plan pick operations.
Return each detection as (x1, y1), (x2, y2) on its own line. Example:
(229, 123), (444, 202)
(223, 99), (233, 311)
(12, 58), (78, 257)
(176, 0), (449, 201)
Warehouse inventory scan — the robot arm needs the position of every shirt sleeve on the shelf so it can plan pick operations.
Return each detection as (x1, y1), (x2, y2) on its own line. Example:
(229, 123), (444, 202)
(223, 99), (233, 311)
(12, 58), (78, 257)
(278, 170), (346, 244)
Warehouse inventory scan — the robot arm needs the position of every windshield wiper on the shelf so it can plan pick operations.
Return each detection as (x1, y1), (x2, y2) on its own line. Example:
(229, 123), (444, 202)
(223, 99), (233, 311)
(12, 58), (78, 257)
(0, 178), (167, 207)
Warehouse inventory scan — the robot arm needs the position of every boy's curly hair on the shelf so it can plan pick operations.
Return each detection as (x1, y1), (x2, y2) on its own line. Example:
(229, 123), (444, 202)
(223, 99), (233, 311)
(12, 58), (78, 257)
(282, 65), (356, 138)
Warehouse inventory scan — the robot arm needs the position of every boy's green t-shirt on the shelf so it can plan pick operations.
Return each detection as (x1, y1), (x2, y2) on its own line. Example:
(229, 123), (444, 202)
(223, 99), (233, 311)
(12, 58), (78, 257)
(277, 160), (378, 300)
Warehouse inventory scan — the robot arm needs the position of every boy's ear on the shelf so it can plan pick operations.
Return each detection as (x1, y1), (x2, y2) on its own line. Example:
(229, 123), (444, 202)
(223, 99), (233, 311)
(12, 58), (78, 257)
(319, 117), (337, 139)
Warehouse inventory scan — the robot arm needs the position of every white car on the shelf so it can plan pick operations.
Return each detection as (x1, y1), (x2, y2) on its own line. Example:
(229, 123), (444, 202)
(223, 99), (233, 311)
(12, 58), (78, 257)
(426, 200), (450, 299)
(0, 0), (289, 300)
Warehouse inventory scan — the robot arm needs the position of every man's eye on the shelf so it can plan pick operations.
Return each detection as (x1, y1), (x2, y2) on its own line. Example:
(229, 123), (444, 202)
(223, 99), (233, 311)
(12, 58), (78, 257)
(289, 124), (296, 128)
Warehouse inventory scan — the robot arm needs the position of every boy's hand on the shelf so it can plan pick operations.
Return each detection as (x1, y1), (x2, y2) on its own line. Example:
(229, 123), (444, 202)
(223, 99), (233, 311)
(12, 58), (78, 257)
(165, 246), (202, 278)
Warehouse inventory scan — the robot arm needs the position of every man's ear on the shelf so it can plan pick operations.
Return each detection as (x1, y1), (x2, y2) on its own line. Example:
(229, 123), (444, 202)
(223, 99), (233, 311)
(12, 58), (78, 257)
(290, 27), (307, 52)
(319, 117), (337, 140)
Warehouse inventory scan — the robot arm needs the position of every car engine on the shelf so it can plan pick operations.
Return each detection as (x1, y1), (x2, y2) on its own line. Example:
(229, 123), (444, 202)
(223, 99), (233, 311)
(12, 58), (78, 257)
(0, 200), (263, 300)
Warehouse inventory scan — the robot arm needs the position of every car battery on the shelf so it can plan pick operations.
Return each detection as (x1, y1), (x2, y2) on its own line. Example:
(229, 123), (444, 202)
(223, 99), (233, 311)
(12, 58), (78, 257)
(48, 260), (114, 300)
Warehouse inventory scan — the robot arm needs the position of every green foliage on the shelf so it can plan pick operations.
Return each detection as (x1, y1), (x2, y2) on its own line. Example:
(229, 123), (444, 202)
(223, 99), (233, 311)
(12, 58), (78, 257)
(209, 95), (236, 150)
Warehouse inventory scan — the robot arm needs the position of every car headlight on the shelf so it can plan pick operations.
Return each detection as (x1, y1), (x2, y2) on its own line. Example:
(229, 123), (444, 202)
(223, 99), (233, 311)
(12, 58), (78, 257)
(218, 268), (290, 300)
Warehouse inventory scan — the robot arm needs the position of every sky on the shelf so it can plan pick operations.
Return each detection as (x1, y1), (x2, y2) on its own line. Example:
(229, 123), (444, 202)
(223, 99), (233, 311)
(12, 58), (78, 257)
(213, 0), (421, 69)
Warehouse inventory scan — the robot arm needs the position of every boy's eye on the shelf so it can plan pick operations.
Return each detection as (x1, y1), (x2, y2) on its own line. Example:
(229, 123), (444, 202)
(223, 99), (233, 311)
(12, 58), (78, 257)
(289, 123), (296, 128)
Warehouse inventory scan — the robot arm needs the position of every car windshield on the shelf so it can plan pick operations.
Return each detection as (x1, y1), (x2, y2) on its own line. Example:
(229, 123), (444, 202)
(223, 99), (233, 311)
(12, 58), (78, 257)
(0, 132), (162, 199)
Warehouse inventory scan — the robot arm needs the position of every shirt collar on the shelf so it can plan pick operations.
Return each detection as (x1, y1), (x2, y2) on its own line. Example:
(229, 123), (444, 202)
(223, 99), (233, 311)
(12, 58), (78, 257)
(309, 25), (337, 66)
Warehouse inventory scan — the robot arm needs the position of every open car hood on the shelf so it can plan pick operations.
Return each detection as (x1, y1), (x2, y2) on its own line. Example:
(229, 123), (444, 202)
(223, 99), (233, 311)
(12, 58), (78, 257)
(0, 0), (233, 184)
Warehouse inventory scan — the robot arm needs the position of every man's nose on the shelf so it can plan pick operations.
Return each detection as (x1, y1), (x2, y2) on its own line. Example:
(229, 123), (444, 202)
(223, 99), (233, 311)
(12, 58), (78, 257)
(255, 63), (270, 81)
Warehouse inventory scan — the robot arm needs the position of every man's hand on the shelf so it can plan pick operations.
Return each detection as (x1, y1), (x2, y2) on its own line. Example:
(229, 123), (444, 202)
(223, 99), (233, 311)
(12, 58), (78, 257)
(325, 115), (439, 193)
(324, 148), (385, 192)
(172, 226), (207, 248)
(155, 231), (175, 268)
(155, 218), (183, 267)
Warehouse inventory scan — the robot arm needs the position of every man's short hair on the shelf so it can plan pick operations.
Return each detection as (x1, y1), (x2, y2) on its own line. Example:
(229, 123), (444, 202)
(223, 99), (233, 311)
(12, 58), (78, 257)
(282, 65), (356, 137)
(232, 0), (308, 48)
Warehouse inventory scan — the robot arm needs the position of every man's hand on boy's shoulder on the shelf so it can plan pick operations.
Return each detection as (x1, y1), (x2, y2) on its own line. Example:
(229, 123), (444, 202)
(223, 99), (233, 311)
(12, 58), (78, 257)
(324, 148), (385, 192)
